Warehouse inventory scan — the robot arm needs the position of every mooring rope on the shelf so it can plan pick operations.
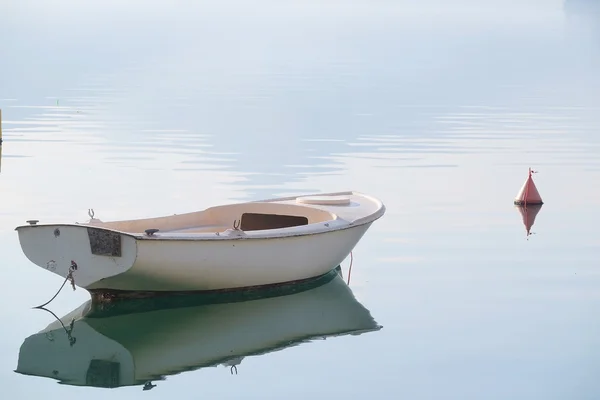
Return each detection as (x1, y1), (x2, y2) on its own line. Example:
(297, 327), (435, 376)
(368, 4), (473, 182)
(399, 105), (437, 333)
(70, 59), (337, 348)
(33, 261), (77, 309)
(36, 306), (77, 346)
(347, 251), (353, 285)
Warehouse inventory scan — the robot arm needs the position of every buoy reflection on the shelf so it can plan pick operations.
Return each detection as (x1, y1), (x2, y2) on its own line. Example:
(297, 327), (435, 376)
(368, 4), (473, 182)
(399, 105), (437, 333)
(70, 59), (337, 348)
(516, 204), (543, 240)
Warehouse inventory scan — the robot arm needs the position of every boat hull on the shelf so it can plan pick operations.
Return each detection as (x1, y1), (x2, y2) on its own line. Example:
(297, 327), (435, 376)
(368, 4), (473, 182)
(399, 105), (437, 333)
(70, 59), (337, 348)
(17, 222), (372, 293)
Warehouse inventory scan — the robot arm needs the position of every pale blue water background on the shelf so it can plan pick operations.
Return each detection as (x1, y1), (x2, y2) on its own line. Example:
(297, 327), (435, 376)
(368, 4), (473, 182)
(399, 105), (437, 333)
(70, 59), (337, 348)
(1, 0), (600, 398)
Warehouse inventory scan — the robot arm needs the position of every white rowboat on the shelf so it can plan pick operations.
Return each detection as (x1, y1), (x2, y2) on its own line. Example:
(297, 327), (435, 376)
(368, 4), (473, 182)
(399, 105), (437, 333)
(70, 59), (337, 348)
(15, 191), (385, 295)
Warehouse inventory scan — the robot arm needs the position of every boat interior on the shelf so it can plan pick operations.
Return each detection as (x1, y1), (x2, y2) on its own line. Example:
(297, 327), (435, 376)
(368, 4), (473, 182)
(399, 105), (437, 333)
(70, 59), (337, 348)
(84, 201), (338, 235)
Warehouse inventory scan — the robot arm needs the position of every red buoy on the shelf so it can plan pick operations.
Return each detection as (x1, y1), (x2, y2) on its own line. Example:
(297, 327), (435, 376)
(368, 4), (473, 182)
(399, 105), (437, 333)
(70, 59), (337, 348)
(514, 168), (543, 206)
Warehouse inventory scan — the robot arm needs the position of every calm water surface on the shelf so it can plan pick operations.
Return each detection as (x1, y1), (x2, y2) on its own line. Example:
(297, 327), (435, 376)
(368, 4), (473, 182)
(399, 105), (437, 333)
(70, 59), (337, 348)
(1, 1), (600, 398)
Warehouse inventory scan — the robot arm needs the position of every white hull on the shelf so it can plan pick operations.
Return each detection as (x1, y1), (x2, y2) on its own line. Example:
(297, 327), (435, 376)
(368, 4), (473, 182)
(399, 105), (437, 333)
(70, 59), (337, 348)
(15, 191), (385, 292)
(15, 269), (381, 389)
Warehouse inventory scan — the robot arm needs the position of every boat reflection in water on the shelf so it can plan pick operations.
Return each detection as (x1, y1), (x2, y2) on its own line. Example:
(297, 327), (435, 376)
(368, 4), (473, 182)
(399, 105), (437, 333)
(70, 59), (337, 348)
(15, 266), (381, 390)
(515, 204), (543, 239)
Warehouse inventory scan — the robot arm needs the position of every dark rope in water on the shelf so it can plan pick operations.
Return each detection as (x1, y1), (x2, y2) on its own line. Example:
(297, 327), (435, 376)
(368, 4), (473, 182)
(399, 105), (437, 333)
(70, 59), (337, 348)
(347, 251), (353, 285)
(35, 306), (77, 346)
(32, 261), (77, 309)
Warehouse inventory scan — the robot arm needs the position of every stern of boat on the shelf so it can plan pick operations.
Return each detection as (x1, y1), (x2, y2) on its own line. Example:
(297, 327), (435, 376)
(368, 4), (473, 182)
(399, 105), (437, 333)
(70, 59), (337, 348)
(15, 223), (137, 289)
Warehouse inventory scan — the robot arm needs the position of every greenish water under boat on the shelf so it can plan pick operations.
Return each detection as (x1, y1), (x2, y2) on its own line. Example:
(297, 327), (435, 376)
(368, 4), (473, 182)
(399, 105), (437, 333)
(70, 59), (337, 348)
(15, 267), (381, 390)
